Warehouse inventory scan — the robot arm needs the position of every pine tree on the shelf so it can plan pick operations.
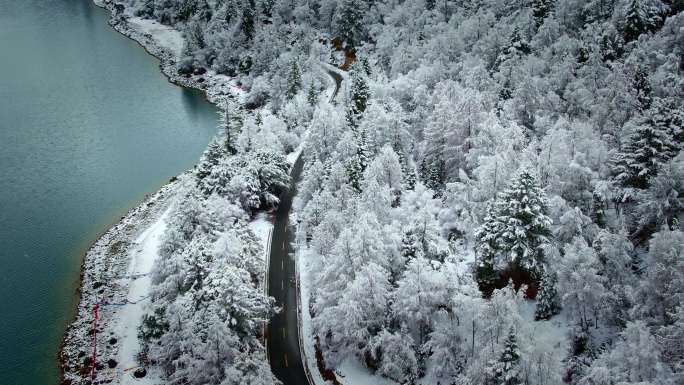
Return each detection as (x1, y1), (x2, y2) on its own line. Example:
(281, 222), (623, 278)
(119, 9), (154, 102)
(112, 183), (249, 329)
(495, 169), (552, 273)
(488, 327), (521, 385)
(195, 137), (226, 181)
(590, 191), (607, 228)
(493, 27), (531, 72)
(401, 230), (423, 260)
(359, 56), (372, 76)
(240, 0), (255, 41)
(175, 0), (198, 21)
(475, 201), (502, 297)
(425, 0), (436, 11)
(346, 62), (371, 128)
(622, 0), (664, 43)
(531, 0), (554, 28)
(633, 64), (652, 111)
(345, 157), (363, 192)
(334, 0), (365, 49)
(535, 272), (561, 320)
(285, 60), (302, 100)
(219, 98), (242, 156)
(611, 115), (676, 190)
(357, 128), (369, 173)
(307, 82), (318, 107)
(425, 160), (445, 192)
(406, 171), (417, 191)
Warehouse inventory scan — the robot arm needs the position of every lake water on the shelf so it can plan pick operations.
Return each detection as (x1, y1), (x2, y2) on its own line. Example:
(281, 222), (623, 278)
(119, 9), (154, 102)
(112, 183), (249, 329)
(0, 1), (219, 383)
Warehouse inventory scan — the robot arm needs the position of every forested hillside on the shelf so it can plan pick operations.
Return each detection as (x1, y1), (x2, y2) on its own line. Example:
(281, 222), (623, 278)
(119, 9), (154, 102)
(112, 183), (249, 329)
(121, 0), (684, 383)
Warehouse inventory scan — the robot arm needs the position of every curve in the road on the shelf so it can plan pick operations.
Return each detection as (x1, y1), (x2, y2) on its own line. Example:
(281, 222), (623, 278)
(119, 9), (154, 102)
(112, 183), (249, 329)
(327, 69), (343, 101)
(267, 154), (311, 385)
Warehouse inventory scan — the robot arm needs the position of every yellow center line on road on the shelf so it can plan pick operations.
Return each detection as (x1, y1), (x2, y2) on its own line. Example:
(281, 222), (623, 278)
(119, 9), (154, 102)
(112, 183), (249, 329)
(285, 354), (288, 367)
(285, 224), (288, 232)
(282, 327), (285, 338)
(281, 303), (284, 312)
(281, 280), (283, 290)
(281, 260), (283, 269)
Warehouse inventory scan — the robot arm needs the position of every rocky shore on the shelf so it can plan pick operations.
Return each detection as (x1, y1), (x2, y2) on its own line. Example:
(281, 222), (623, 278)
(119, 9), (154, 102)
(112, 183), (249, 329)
(59, 178), (180, 384)
(59, 2), (239, 383)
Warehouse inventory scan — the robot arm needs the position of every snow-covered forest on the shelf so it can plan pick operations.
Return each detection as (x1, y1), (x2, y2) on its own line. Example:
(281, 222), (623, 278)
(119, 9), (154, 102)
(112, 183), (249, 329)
(120, 0), (684, 383)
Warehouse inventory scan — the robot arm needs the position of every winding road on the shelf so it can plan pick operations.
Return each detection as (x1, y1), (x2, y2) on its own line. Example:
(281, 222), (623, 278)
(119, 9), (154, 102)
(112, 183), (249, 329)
(327, 69), (343, 101)
(267, 154), (310, 385)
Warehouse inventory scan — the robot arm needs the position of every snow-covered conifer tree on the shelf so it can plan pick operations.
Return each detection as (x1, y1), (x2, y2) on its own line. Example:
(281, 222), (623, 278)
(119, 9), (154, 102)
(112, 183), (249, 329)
(285, 59), (303, 100)
(486, 327), (522, 385)
(535, 272), (561, 320)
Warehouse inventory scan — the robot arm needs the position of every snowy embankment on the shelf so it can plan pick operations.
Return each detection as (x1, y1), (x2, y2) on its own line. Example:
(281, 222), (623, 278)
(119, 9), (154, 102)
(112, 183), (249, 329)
(92, 0), (245, 106)
(63, 3), (335, 384)
(60, 179), (181, 384)
(60, 2), (252, 384)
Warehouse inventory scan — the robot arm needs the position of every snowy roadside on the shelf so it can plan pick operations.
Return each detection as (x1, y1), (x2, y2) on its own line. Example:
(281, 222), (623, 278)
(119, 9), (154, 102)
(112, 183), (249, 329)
(297, 244), (396, 385)
(66, 4), (335, 385)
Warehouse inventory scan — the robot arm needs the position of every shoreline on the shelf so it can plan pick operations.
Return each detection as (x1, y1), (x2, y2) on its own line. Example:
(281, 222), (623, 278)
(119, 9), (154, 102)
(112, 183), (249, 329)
(59, 1), (237, 383)
(59, 177), (182, 384)
(92, 0), (244, 106)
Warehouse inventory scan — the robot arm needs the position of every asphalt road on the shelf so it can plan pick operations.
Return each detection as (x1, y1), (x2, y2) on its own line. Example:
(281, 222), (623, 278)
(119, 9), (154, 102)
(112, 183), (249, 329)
(267, 154), (310, 385)
(327, 69), (343, 101)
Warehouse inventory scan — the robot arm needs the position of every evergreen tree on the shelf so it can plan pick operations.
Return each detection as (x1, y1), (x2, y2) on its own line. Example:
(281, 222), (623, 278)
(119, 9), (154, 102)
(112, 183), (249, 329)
(493, 27), (531, 72)
(535, 272), (561, 320)
(622, 0), (664, 43)
(223, 0), (239, 24)
(487, 327), (521, 385)
(307, 82), (318, 107)
(633, 64), (652, 111)
(285, 60), (302, 100)
(334, 0), (365, 49)
(485, 169), (552, 274)
(426, 161), (445, 192)
(475, 201), (502, 297)
(195, 137), (226, 181)
(219, 98), (242, 156)
(611, 115), (675, 189)
(401, 230), (424, 260)
(425, 0), (436, 11)
(240, 0), (255, 41)
(590, 191), (607, 228)
(532, 0), (554, 28)
(357, 128), (369, 173)
(406, 171), (417, 191)
(345, 157), (363, 192)
(359, 56), (372, 76)
(346, 62), (371, 128)
(175, 0), (198, 21)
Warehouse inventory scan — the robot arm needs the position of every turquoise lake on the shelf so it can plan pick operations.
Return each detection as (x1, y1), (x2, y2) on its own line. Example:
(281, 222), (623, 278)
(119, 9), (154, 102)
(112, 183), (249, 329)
(0, 0), (219, 383)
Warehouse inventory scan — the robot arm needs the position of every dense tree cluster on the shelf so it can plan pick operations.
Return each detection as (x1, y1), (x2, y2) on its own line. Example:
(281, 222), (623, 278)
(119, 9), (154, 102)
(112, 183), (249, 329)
(123, 0), (684, 383)
(136, 103), (291, 383)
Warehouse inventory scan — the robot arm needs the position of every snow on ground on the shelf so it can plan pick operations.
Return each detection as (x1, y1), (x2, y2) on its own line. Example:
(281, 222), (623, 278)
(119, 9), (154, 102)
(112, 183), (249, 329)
(286, 144), (305, 165)
(110, 205), (174, 385)
(297, 245), (328, 385)
(299, 249), (394, 385)
(249, 212), (273, 262)
(205, 72), (247, 102)
(60, 177), (182, 384)
(127, 17), (184, 59)
(336, 360), (396, 385)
